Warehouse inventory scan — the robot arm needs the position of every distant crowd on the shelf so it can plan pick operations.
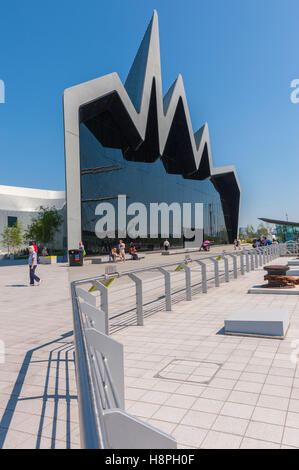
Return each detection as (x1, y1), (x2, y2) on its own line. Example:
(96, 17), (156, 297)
(233, 235), (278, 250)
(252, 235), (277, 248)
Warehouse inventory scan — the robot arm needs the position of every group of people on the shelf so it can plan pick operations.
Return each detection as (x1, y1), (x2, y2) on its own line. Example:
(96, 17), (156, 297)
(233, 235), (278, 250)
(252, 236), (277, 248)
(109, 240), (139, 263)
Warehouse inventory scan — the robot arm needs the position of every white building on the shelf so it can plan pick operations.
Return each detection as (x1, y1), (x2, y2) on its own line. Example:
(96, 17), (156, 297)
(0, 185), (66, 252)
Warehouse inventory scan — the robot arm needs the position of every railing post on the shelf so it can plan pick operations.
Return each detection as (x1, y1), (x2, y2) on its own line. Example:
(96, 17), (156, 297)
(195, 260), (208, 293)
(254, 249), (258, 269)
(223, 256), (229, 282)
(128, 273), (144, 326)
(240, 252), (245, 275)
(158, 267), (172, 311)
(91, 280), (109, 336)
(249, 250), (255, 270)
(182, 264), (192, 301)
(261, 247), (265, 265)
(228, 254), (238, 279)
(265, 247), (269, 263)
(245, 252), (250, 272)
(211, 258), (220, 287)
(257, 248), (262, 266)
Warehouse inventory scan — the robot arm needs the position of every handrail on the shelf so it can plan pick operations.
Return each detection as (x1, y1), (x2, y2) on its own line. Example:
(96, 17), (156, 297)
(71, 283), (103, 448)
(73, 245), (271, 285)
(71, 242), (284, 449)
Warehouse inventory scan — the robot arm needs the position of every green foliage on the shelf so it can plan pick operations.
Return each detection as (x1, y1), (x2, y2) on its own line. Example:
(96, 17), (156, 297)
(24, 206), (63, 245)
(245, 224), (256, 239)
(0, 221), (23, 253)
(0, 226), (12, 253)
(10, 221), (23, 252)
(256, 222), (268, 238)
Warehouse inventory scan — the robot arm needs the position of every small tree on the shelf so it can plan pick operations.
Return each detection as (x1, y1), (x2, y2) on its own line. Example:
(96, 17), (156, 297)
(245, 224), (255, 239)
(25, 206), (63, 246)
(256, 222), (269, 238)
(10, 221), (23, 253)
(0, 221), (23, 254)
(0, 226), (12, 253)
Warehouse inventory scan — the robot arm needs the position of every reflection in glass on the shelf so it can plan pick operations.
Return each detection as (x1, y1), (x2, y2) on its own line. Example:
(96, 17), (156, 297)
(80, 123), (228, 254)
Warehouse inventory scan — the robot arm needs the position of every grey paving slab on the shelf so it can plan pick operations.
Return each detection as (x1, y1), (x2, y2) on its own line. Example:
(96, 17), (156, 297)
(0, 263), (78, 449)
(2, 251), (299, 449)
(110, 256), (299, 449)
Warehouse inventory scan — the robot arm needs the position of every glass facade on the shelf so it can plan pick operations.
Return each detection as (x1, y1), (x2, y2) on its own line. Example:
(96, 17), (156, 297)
(79, 123), (228, 254)
(275, 223), (299, 242)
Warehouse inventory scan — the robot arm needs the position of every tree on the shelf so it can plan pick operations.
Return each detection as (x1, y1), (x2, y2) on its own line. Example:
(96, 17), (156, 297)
(0, 226), (12, 253)
(256, 222), (269, 238)
(10, 221), (23, 252)
(245, 224), (255, 239)
(0, 221), (23, 253)
(25, 206), (63, 246)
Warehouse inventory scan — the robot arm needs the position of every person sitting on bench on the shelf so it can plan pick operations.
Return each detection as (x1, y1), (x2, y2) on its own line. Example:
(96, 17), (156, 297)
(129, 245), (139, 260)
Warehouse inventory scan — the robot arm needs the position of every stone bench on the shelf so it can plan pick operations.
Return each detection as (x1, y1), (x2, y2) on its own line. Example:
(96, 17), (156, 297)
(39, 256), (57, 264)
(224, 309), (290, 338)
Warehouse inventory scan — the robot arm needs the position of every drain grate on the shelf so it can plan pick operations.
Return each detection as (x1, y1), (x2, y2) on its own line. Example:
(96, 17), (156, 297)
(154, 359), (222, 384)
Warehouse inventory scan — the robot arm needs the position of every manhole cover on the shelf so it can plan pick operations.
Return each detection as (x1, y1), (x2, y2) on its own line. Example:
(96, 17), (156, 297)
(154, 359), (222, 384)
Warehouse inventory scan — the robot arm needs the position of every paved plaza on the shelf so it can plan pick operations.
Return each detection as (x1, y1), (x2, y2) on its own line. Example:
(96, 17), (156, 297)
(1, 251), (299, 448)
(112, 258), (299, 449)
(0, 263), (79, 449)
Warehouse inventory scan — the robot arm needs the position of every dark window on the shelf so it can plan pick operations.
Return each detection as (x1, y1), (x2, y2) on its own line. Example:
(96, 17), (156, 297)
(79, 123), (228, 254)
(8, 216), (17, 227)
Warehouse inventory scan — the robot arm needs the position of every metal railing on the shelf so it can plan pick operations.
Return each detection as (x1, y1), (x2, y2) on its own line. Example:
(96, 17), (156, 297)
(283, 241), (299, 256)
(71, 282), (177, 449)
(71, 242), (283, 449)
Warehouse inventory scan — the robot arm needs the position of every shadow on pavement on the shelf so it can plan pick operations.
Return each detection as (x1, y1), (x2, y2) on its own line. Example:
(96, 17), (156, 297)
(0, 331), (77, 449)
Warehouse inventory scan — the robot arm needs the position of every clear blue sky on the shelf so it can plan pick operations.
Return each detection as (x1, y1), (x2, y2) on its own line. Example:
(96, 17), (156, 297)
(0, 0), (299, 228)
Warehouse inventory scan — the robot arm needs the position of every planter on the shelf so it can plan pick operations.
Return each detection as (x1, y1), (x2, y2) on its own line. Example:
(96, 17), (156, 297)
(39, 256), (57, 264)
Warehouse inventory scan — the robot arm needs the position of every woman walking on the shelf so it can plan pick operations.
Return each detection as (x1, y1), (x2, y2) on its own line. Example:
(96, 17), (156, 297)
(118, 240), (126, 262)
(29, 245), (41, 286)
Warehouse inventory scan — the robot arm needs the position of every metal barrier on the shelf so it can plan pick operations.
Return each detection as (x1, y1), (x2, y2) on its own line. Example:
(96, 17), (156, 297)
(284, 241), (299, 256)
(71, 282), (177, 449)
(71, 242), (284, 449)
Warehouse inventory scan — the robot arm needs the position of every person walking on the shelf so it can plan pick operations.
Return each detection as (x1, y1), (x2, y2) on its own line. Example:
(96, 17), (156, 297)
(163, 239), (170, 251)
(28, 245), (41, 286)
(42, 246), (48, 256)
(118, 240), (126, 262)
(31, 241), (38, 253)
